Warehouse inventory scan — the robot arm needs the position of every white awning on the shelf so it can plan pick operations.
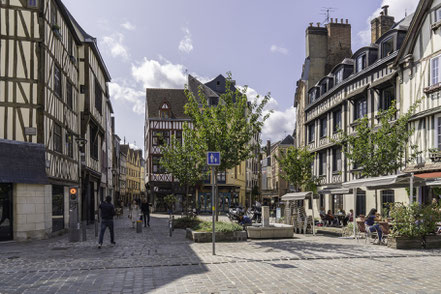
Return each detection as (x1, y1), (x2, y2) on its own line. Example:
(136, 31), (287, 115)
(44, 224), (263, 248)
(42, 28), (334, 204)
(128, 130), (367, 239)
(281, 192), (312, 201)
(342, 173), (424, 189)
(318, 188), (352, 194)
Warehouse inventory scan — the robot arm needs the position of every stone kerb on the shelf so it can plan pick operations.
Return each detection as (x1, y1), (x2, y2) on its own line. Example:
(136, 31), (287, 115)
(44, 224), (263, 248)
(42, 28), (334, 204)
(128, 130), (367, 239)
(186, 228), (247, 242)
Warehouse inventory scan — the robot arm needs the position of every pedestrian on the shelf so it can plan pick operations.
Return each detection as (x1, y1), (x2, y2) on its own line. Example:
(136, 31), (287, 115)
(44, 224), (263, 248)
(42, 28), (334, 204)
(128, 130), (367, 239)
(129, 200), (140, 228)
(98, 196), (116, 248)
(141, 199), (150, 227)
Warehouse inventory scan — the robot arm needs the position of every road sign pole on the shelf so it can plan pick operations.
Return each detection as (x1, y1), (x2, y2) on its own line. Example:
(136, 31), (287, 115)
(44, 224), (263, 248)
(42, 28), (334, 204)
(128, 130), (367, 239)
(212, 166), (216, 255)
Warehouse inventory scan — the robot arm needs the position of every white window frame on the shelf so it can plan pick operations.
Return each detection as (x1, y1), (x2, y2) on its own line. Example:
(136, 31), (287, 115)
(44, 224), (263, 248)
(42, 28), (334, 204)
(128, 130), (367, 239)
(435, 115), (441, 150)
(431, 55), (441, 86)
(335, 69), (343, 85)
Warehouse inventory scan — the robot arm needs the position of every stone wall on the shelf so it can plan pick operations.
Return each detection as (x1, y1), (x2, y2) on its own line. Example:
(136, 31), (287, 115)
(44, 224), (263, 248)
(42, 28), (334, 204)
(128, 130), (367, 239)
(14, 184), (52, 241)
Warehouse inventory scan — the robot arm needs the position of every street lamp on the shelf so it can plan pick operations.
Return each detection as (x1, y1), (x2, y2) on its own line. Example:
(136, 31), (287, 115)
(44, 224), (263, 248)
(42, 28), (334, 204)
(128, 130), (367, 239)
(75, 137), (87, 241)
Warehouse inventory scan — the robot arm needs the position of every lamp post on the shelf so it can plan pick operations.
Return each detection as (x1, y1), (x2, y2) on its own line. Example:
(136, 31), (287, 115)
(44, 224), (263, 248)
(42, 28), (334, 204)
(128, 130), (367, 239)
(75, 137), (87, 241)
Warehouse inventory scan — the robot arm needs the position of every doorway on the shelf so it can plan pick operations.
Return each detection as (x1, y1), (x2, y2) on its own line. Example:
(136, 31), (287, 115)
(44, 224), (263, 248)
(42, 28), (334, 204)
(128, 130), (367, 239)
(0, 184), (13, 241)
(52, 185), (65, 232)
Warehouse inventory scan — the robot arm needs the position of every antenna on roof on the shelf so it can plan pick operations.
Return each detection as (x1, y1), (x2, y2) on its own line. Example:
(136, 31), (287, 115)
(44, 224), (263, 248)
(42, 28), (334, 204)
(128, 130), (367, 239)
(320, 7), (336, 25)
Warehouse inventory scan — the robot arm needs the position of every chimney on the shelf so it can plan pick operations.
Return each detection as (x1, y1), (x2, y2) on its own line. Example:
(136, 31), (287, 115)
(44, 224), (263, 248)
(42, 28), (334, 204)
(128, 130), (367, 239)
(266, 140), (271, 156)
(370, 5), (395, 43)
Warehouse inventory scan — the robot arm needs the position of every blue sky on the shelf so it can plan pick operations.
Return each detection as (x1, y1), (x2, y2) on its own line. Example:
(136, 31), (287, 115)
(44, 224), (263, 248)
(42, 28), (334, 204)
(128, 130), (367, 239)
(63, 0), (418, 151)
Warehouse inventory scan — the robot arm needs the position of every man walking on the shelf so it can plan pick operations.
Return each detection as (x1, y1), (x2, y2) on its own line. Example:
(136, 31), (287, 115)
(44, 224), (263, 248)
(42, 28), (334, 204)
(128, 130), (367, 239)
(98, 196), (116, 248)
(141, 198), (150, 227)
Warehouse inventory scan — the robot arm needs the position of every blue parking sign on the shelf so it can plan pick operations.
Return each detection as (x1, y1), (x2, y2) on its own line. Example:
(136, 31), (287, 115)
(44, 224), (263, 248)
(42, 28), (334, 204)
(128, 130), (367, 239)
(207, 152), (221, 166)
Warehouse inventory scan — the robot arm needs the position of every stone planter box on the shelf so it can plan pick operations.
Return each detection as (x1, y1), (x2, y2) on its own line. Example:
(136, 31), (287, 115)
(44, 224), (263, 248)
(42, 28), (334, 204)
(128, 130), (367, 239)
(424, 235), (441, 249)
(186, 228), (247, 242)
(247, 223), (294, 239)
(387, 236), (423, 249)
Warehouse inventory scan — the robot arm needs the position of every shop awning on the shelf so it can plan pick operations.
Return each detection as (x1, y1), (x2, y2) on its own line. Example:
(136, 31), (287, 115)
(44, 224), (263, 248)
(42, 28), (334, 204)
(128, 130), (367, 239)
(414, 172), (441, 179)
(318, 188), (352, 194)
(281, 192), (312, 201)
(342, 173), (423, 189)
(0, 139), (49, 184)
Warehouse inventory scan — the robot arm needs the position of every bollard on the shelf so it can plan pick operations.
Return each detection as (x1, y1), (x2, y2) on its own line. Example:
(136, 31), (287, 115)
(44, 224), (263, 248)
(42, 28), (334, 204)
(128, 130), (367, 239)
(169, 217), (173, 237)
(136, 220), (142, 233)
(172, 215), (175, 231)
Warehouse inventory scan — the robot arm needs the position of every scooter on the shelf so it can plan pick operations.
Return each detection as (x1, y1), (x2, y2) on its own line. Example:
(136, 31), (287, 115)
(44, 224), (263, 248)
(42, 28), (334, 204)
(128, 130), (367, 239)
(227, 206), (244, 222)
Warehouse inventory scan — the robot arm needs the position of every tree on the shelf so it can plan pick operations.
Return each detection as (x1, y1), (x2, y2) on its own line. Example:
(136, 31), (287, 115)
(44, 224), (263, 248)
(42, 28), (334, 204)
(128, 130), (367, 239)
(276, 147), (320, 194)
(335, 100), (421, 208)
(184, 73), (271, 218)
(160, 124), (206, 214)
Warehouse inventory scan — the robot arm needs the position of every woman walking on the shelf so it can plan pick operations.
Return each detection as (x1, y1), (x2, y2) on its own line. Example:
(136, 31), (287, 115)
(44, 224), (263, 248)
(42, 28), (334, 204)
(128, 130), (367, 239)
(129, 200), (140, 228)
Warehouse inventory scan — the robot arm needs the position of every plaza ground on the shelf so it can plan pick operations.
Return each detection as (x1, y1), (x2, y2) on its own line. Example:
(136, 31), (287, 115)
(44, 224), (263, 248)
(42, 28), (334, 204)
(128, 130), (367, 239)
(1, 212), (441, 294)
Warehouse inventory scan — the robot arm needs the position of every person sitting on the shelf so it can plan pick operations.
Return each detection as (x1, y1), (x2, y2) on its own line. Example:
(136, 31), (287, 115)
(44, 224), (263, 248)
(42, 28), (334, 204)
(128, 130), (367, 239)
(326, 210), (337, 226)
(365, 208), (383, 244)
(346, 209), (354, 224)
(319, 207), (327, 226)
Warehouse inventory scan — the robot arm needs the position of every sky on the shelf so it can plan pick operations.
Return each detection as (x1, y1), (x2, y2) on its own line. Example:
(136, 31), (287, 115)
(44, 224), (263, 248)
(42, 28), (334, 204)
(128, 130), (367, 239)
(63, 0), (418, 152)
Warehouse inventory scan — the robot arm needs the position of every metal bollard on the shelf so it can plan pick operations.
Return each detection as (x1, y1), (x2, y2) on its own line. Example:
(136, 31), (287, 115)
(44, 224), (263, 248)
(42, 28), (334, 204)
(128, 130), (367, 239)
(136, 220), (142, 233)
(172, 215), (175, 231)
(169, 217), (173, 237)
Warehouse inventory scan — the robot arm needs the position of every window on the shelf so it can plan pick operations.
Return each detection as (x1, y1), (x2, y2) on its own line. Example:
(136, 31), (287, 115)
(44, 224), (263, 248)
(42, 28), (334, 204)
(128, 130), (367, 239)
(90, 123), (99, 160)
(152, 156), (165, 173)
(379, 86), (395, 111)
(436, 8), (441, 22)
(335, 69), (343, 85)
(209, 97), (219, 106)
(319, 194), (325, 209)
(94, 79), (102, 115)
(308, 123), (315, 143)
(332, 195), (343, 214)
(53, 123), (62, 153)
(356, 54), (366, 72)
(381, 190), (395, 214)
(333, 108), (342, 133)
(319, 117), (327, 138)
(356, 190), (366, 217)
(354, 97), (367, 120)
(382, 37), (394, 58)
(319, 151), (326, 175)
(431, 56), (440, 86)
(54, 64), (62, 98)
(50, 1), (57, 25)
(309, 89), (317, 104)
(332, 148), (342, 172)
(66, 81), (73, 109)
(217, 171), (226, 184)
(437, 117), (441, 150)
(65, 132), (73, 158)
(321, 82), (327, 95)
(28, 0), (38, 8)
(152, 131), (170, 146)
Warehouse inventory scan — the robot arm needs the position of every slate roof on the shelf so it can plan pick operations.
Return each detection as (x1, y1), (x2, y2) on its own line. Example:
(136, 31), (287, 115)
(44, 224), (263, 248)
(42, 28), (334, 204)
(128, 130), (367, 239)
(280, 135), (295, 145)
(204, 74), (237, 95)
(0, 139), (48, 184)
(120, 145), (129, 155)
(187, 75), (219, 101)
(146, 89), (189, 119)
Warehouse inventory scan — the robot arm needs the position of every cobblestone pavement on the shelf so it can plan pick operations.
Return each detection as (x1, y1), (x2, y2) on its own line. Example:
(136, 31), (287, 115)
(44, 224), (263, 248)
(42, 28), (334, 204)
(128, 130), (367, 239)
(1, 212), (441, 293)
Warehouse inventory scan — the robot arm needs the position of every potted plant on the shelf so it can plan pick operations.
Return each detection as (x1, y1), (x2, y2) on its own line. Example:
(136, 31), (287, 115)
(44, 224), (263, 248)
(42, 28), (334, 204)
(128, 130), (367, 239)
(422, 201), (441, 249)
(388, 203), (425, 249)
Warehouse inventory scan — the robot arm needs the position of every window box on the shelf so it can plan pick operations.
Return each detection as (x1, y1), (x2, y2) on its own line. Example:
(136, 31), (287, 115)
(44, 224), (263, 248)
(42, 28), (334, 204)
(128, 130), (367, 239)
(429, 148), (441, 162)
(424, 82), (441, 94)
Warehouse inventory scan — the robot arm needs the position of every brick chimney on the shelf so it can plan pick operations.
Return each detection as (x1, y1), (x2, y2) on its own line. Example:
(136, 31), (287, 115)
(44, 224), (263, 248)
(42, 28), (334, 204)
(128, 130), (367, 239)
(370, 5), (395, 43)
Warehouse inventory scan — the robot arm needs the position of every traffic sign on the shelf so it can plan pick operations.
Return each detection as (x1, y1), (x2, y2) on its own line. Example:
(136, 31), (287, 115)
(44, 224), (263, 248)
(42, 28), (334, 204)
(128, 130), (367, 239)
(207, 152), (220, 166)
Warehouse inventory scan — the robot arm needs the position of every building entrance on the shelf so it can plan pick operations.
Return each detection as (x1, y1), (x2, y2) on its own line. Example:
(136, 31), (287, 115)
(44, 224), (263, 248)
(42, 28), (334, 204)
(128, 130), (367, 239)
(0, 184), (13, 241)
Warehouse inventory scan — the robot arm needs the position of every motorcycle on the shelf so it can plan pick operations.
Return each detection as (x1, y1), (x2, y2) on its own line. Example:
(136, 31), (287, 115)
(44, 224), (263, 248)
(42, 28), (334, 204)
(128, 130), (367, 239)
(247, 206), (262, 223)
(227, 206), (244, 222)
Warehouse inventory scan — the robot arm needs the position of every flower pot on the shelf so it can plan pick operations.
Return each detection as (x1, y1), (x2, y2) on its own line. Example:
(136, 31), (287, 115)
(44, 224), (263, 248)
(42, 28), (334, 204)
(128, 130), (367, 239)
(424, 235), (441, 249)
(387, 236), (422, 249)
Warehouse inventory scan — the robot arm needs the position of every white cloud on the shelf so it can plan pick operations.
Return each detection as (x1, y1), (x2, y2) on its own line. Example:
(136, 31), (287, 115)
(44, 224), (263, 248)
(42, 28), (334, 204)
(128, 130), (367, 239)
(358, 0), (418, 45)
(237, 85), (279, 111)
(131, 57), (188, 89)
(261, 107), (296, 142)
(109, 82), (145, 114)
(270, 45), (289, 55)
(121, 21), (136, 31)
(178, 27), (194, 54)
(102, 33), (129, 60)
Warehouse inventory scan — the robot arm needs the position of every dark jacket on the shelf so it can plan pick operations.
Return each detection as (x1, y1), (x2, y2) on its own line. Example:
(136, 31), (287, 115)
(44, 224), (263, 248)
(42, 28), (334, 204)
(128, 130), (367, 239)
(141, 203), (150, 214)
(100, 201), (115, 220)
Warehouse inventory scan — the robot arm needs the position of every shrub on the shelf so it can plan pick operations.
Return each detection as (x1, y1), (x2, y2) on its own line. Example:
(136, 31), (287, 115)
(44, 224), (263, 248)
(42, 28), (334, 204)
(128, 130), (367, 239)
(173, 216), (202, 230)
(193, 221), (243, 233)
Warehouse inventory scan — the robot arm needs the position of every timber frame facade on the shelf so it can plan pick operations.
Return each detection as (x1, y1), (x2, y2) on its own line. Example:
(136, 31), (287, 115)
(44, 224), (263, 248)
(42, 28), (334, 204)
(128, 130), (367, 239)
(0, 0), (113, 240)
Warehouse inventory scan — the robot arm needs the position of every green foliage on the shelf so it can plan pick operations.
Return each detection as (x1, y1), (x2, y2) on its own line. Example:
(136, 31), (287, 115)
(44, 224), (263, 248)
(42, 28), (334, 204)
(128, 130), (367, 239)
(184, 72), (272, 172)
(335, 100), (421, 178)
(173, 216), (202, 229)
(389, 202), (441, 237)
(164, 194), (177, 208)
(276, 146), (320, 193)
(193, 221), (243, 233)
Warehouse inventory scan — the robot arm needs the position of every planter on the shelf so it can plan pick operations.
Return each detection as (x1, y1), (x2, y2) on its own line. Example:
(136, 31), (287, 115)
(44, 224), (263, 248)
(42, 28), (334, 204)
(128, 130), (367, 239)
(387, 236), (423, 249)
(247, 223), (294, 239)
(186, 228), (247, 242)
(424, 235), (441, 249)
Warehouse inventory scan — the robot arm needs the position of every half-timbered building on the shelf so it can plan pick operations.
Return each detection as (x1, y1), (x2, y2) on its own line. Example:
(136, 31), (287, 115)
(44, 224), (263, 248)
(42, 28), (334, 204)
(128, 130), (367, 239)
(0, 0), (82, 240)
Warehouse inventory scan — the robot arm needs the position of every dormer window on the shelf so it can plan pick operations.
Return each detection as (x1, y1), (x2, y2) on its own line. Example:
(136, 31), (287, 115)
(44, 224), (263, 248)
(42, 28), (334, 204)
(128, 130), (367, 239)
(321, 82), (327, 95)
(309, 89), (317, 104)
(335, 69), (343, 85)
(356, 54), (367, 72)
(382, 37), (394, 58)
(159, 102), (171, 118)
